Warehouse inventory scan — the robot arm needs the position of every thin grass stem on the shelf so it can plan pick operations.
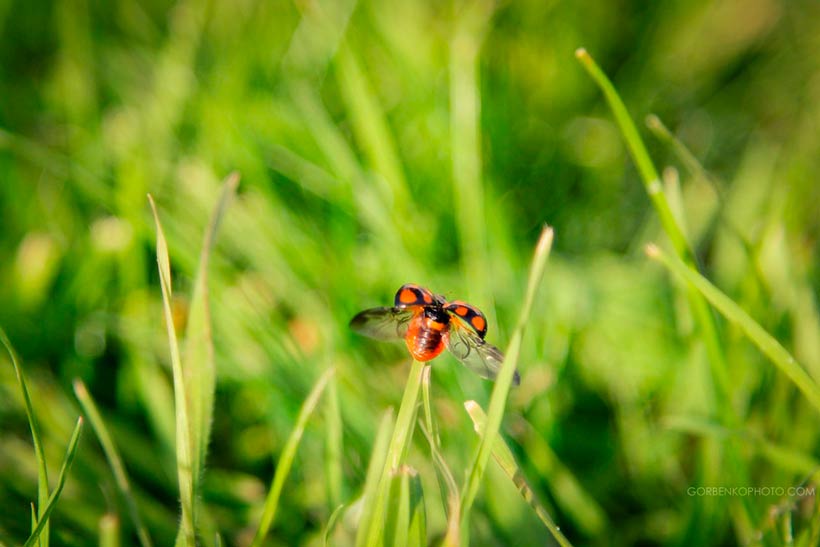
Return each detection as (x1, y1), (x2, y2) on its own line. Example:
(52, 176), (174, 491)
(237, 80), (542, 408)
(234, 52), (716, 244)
(73, 379), (154, 547)
(250, 367), (335, 547)
(0, 328), (50, 547)
(459, 226), (553, 544)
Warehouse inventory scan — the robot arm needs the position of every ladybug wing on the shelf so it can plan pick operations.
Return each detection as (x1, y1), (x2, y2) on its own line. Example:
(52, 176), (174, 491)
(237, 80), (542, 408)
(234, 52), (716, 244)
(349, 307), (415, 341)
(445, 319), (520, 385)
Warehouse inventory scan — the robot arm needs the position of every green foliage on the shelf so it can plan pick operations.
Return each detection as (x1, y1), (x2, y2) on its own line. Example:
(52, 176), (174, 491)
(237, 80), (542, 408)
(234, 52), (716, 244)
(1, 0), (819, 546)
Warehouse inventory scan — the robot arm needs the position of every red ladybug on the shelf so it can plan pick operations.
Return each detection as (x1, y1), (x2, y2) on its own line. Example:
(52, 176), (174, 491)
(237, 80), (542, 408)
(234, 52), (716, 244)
(350, 283), (519, 385)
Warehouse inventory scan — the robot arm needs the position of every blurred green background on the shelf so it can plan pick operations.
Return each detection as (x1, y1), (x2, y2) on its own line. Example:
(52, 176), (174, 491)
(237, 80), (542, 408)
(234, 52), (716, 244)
(2, 0), (819, 545)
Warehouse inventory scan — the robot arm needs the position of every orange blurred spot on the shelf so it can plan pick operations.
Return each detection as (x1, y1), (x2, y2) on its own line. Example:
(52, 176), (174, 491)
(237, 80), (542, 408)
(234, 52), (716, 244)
(455, 306), (468, 316)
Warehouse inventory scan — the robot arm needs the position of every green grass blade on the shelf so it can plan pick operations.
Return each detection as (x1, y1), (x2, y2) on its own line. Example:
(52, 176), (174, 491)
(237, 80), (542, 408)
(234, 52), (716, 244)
(419, 366), (460, 546)
(384, 466), (413, 547)
(575, 48), (736, 422)
(73, 379), (154, 547)
(406, 471), (426, 547)
(1, 327), (50, 547)
(324, 372), (344, 510)
(645, 114), (720, 189)
(573, 50), (685, 254)
(23, 417), (84, 547)
(464, 401), (573, 547)
(459, 226), (554, 544)
(354, 408), (395, 547)
(99, 514), (120, 547)
(384, 359), (426, 473)
(250, 367), (335, 547)
(184, 172), (238, 493)
(334, 43), (412, 214)
(323, 503), (346, 547)
(646, 244), (820, 414)
(363, 359), (425, 547)
(147, 194), (196, 547)
(449, 1), (495, 299)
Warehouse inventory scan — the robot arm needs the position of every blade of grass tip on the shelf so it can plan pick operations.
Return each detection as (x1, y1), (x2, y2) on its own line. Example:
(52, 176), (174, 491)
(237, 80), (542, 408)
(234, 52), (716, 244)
(23, 417), (83, 547)
(575, 48), (736, 424)
(73, 379), (154, 547)
(465, 401), (573, 547)
(646, 114), (757, 255)
(147, 194), (196, 547)
(574, 49), (687, 256)
(323, 503), (346, 547)
(646, 244), (820, 414)
(184, 172), (238, 496)
(354, 408), (395, 547)
(1, 327), (50, 547)
(645, 114), (720, 189)
(460, 225), (553, 544)
(250, 367), (335, 547)
(99, 514), (120, 547)
(363, 359), (426, 547)
(406, 471), (426, 547)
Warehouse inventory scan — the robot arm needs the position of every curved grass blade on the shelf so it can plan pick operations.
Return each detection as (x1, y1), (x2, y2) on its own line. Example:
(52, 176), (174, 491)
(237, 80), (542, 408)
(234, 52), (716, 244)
(646, 244), (820, 415)
(323, 503), (346, 547)
(459, 226), (553, 544)
(574, 48), (734, 411)
(250, 367), (335, 547)
(148, 194), (195, 547)
(1, 328), (50, 547)
(73, 379), (154, 547)
(465, 401), (573, 547)
(185, 172), (239, 493)
(23, 417), (84, 547)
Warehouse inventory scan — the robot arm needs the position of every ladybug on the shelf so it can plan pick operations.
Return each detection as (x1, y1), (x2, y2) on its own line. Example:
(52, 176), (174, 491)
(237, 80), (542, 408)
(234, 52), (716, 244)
(350, 283), (519, 385)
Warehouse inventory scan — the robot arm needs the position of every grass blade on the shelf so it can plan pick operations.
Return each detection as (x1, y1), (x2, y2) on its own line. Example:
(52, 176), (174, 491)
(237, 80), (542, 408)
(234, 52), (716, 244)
(419, 366), (460, 546)
(363, 359), (426, 547)
(354, 408), (395, 547)
(73, 379), (154, 547)
(323, 503), (346, 547)
(1, 327), (50, 547)
(574, 49), (735, 402)
(325, 372), (344, 510)
(459, 225), (553, 544)
(184, 172), (239, 493)
(449, 0), (495, 299)
(23, 417), (84, 547)
(465, 401), (573, 547)
(250, 367), (335, 547)
(384, 466), (426, 547)
(646, 243), (820, 414)
(147, 194), (196, 547)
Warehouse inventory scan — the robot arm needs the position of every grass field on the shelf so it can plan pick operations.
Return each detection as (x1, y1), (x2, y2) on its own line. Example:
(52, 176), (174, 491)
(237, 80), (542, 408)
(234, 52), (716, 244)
(1, 0), (820, 545)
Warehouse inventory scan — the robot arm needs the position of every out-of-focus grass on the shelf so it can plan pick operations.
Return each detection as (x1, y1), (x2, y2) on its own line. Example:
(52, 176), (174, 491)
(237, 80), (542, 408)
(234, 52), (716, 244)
(1, 0), (819, 545)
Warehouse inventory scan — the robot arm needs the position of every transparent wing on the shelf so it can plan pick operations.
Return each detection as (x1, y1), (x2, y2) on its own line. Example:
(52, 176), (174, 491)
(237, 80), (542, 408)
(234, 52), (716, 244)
(445, 320), (520, 385)
(349, 307), (414, 341)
